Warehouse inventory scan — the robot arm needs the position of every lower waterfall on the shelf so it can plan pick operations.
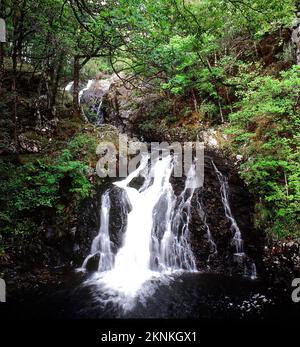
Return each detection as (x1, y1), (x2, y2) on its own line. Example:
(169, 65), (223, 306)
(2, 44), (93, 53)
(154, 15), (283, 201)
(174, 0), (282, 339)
(82, 156), (198, 310)
(81, 156), (258, 312)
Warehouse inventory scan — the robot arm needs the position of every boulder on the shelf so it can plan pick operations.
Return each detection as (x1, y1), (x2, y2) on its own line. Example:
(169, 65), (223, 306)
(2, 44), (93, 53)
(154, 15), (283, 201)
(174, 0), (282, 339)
(18, 134), (41, 153)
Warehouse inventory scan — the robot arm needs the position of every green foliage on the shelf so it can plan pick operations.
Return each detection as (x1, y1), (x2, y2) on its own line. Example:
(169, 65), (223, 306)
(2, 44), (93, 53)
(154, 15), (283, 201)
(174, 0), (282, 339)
(228, 66), (300, 237)
(82, 58), (113, 79)
(160, 35), (198, 95)
(0, 93), (14, 153)
(67, 133), (98, 162)
(2, 0), (299, 247)
(148, 100), (173, 119)
(200, 101), (219, 121)
(0, 134), (96, 238)
(139, 121), (156, 133)
(0, 245), (5, 257)
(112, 0), (295, 99)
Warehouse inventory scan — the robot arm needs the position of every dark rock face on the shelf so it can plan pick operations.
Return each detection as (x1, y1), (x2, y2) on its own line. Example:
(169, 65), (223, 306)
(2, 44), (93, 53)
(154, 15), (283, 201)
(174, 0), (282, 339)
(188, 153), (262, 275)
(74, 182), (112, 265)
(85, 253), (100, 272)
(257, 28), (292, 66)
(108, 187), (130, 251)
(74, 184), (131, 266)
(74, 192), (102, 264)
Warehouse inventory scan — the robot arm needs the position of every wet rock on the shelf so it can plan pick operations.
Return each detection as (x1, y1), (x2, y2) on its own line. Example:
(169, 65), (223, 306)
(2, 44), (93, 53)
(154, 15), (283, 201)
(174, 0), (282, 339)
(45, 226), (55, 239)
(187, 153), (262, 276)
(85, 253), (100, 272)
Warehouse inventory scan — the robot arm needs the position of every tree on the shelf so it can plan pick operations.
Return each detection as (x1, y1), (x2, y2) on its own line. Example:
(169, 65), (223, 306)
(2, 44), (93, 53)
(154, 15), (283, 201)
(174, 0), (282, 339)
(67, 0), (142, 116)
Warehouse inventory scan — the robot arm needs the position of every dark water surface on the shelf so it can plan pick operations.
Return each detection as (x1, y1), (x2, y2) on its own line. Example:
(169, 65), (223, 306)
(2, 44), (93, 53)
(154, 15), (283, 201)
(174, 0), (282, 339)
(2, 271), (300, 320)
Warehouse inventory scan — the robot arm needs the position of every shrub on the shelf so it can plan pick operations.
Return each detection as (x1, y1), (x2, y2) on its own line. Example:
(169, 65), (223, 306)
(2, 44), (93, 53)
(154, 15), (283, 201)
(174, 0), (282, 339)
(228, 66), (300, 237)
(0, 134), (96, 241)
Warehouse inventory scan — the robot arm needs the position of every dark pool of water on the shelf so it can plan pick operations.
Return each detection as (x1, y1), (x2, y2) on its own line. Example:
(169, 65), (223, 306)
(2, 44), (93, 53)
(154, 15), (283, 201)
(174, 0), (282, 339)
(2, 271), (300, 320)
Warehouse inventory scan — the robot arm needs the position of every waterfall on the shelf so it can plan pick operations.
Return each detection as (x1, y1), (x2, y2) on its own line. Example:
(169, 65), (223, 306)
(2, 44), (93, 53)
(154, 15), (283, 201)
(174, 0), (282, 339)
(152, 163), (197, 272)
(250, 262), (257, 280)
(212, 161), (259, 280)
(81, 191), (114, 272)
(80, 78), (112, 125)
(81, 156), (258, 312)
(79, 79), (94, 102)
(82, 156), (198, 307)
(95, 99), (104, 125)
(93, 78), (113, 125)
(212, 161), (244, 256)
(63, 80), (93, 102)
(64, 77), (113, 125)
(64, 81), (74, 92)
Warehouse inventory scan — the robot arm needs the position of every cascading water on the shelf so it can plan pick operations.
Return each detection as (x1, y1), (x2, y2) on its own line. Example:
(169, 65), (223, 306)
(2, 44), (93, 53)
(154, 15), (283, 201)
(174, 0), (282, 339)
(65, 77), (114, 125)
(212, 161), (257, 279)
(81, 78), (112, 125)
(94, 100), (104, 125)
(81, 191), (114, 272)
(250, 262), (257, 280)
(79, 79), (94, 101)
(64, 81), (74, 92)
(82, 156), (198, 310)
(151, 163), (197, 272)
(212, 161), (244, 256)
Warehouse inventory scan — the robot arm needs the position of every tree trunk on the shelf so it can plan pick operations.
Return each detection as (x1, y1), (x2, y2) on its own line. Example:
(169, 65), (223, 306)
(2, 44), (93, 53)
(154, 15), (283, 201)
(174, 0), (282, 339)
(73, 56), (81, 117)
(12, 47), (20, 162)
(50, 53), (64, 112)
(47, 54), (64, 114)
(47, 64), (55, 111)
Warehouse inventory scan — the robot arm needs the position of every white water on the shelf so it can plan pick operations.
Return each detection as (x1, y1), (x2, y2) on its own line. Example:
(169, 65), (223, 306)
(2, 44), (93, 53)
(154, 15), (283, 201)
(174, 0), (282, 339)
(79, 79), (94, 101)
(92, 78), (113, 125)
(82, 156), (198, 309)
(64, 81), (73, 92)
(212, 161), (245, 256)
(65, 78), (113, 124)
(250, 262), (257, 280)
(81, 191), (114, 272)
(212, 161), (259, 280)
(81, 157), (259, 311)
(63, 80), (94, 102)
(152, 163), (197, 272)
